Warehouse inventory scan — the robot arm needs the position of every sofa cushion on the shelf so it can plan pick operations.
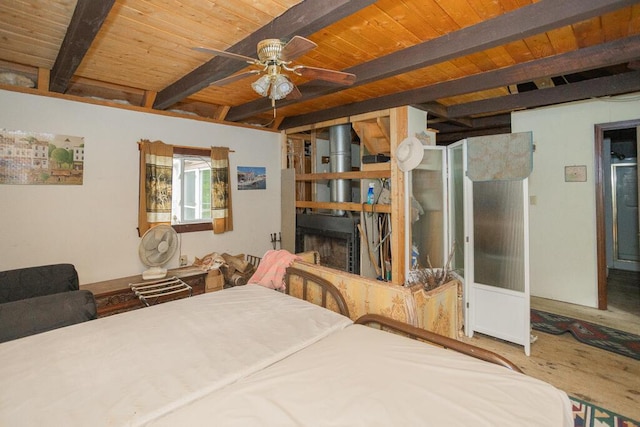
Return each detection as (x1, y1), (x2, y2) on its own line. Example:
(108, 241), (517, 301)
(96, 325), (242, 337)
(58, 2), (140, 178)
(0, 264), (79, 304)
(0, 290), (96, 343)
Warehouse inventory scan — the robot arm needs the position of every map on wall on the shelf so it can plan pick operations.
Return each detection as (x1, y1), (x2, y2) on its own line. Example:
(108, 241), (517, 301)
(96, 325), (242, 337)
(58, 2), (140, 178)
(0, 129), (84, 185)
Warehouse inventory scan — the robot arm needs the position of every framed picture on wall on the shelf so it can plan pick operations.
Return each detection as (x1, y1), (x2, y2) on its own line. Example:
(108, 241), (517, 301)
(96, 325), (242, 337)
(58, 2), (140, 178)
(565, 165), (587, 182)
(237, 166), (266, 190)
(0, 129), (85, 185)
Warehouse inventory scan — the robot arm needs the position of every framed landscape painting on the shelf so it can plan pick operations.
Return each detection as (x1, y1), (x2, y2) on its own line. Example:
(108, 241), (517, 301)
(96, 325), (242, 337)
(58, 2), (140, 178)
(0, 129), (84, 185)
(237, 166), (266, 190)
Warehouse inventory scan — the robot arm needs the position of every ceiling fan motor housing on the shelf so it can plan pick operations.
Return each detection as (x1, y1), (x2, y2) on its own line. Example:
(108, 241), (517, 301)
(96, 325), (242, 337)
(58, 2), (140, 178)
(257, 39), (284, 63)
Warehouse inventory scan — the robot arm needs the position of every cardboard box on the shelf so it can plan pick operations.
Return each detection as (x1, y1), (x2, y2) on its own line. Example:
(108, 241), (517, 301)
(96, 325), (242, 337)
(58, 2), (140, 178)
(205, 269), (224, 293)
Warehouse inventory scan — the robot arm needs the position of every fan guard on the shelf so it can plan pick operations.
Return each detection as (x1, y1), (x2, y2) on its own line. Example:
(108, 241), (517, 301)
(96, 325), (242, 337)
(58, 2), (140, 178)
(138, 224), (178, 280)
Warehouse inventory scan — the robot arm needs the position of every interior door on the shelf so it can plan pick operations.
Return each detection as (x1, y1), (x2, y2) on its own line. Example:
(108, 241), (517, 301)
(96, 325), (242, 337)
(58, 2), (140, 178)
(450, 136), (531, 355)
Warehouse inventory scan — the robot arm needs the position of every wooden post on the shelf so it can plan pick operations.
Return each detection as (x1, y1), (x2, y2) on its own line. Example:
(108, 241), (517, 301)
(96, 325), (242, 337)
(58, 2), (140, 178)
(37, 68), (50, 93)
(390, 106), (407, 285)
(141, 90), (157, 109)
(216, 105), (231, 121)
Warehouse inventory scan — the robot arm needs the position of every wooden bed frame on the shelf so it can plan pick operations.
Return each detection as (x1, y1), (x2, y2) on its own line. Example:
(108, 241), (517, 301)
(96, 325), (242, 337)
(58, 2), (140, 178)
(284, 266), (350, 318)
(284, 266), (522, 374)
(356, 314), (522, 373)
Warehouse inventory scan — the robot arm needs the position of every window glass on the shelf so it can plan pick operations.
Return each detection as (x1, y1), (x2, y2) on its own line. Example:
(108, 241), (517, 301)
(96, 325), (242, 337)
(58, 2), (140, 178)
(171, 153), (212, 227)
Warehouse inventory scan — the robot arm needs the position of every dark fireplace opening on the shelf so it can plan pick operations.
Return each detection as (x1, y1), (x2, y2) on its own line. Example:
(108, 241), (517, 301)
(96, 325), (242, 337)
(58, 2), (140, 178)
(295, 214), (360, 274)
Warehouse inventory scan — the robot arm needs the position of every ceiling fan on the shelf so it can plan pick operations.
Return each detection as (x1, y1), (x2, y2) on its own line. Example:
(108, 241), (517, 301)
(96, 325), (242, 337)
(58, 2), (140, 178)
(194, 36), (356, 107)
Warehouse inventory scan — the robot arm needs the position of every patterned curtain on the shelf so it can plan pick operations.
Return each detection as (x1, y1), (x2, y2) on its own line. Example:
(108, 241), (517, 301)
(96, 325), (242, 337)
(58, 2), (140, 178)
(138, 139), (173, 237)
(210, 146), (233, 234)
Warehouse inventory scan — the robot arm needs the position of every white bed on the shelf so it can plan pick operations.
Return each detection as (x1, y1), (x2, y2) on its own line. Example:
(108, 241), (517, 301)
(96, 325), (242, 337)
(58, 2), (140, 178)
(149, 323), (571, 426)
(0, 284), (351, 426)
(0, 270), (572, 426)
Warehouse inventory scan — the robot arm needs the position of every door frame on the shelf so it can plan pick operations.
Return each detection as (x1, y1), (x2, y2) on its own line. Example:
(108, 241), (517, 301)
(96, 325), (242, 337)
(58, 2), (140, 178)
(594, 118), (640, 309)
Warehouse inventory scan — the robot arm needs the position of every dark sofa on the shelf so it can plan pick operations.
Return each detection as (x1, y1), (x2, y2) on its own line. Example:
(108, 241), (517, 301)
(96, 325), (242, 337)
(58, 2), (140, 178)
(0, 264), (97, 343)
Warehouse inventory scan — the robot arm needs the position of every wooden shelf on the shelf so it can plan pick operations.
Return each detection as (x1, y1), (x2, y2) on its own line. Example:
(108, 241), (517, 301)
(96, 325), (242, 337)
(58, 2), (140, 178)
(295, 169), (390, 181)
(295, 201), (391, 213)
(361, 162), (391, 172)
(284, 106), (408, 285)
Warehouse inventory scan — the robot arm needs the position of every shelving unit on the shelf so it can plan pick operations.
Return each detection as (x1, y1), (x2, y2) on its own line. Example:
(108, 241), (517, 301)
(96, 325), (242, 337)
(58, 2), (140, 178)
(283, 107), (409, 285)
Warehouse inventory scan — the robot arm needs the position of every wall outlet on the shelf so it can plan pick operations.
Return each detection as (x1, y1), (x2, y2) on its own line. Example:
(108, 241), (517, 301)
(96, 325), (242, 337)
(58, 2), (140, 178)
(179, 255), (188, 267)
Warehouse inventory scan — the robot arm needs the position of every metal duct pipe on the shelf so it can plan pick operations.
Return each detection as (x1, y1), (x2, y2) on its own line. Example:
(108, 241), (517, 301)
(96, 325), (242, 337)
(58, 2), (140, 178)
(329, 124), (352, 216)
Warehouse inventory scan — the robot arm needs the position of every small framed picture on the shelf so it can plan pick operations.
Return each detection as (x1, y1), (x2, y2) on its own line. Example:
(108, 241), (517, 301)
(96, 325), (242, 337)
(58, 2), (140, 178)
(237, 166), (266, 190)
(564, 165), (587, 182)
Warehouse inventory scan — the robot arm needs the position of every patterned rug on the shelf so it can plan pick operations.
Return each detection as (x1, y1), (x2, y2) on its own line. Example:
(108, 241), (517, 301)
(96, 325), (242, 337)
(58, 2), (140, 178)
(571, 397), (639, 427)
(530, 309), (640, 360)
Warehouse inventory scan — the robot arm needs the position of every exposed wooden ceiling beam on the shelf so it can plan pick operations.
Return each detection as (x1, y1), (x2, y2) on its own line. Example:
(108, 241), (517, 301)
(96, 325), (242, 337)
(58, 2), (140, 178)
(280, 34), (640, 129)
(153, 0), (376, 110)
(49, 0), (115, 93)
(227, 0), (636, 122)
(429, 115), (512, 144)
(447, 71), (640, 118)
(412, 102), (448, 117)
(431, 114), (512, 134)
(450, 113), (511, 132)
(436, 126), (513, 145)
(412, 102), (473, 128)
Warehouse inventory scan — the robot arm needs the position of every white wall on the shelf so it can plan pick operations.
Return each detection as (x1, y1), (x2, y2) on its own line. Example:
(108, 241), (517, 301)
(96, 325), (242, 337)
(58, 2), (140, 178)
(408, 106), (427, 138)
(512, 93), (640, 307)
(0, 90), (282, 284)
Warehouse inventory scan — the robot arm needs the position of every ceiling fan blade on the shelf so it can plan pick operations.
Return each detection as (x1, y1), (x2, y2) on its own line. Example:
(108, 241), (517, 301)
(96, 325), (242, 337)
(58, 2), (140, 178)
(294, 66), (356, 85)
(280, 36), (317, 61)
(193, 47), (259, 65)
(208, 70), (261, 87)
(288, 84), (302, 99)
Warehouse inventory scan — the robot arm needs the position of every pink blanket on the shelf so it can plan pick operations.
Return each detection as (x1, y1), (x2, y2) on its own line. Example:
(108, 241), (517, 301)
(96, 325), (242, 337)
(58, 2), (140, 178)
(248, 250), (301, 291)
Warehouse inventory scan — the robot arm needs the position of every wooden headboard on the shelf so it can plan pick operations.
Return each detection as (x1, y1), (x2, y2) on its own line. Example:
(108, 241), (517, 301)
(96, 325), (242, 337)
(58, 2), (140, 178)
(284, 266), (350, 319)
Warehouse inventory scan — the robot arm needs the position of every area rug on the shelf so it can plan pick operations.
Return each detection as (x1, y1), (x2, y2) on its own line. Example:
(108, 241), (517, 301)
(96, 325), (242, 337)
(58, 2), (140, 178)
(530, 309), (640, 360)
(571, 396), (639, 427)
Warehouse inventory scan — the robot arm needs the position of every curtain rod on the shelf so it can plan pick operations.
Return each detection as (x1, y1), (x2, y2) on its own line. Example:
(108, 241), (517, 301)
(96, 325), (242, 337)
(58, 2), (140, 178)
(137, 140), (235, 152)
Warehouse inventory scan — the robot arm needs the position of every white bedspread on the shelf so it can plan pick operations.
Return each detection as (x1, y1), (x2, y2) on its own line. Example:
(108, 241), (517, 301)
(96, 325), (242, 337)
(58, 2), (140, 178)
(0, 284), (352, 426)
(148, 324), (573, 427)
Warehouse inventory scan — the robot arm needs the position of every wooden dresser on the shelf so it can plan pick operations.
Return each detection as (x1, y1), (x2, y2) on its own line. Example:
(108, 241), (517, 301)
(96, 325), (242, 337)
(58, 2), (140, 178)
(82, 268), (209, 317)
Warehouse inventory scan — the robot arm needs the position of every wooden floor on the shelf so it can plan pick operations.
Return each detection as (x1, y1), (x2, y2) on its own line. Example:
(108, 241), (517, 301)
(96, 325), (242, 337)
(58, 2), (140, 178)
(459, 269), (640, 421)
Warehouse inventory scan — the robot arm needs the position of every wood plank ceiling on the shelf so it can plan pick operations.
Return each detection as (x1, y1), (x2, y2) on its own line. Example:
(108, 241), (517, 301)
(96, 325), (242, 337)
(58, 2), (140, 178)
(1, 0), (639, 143)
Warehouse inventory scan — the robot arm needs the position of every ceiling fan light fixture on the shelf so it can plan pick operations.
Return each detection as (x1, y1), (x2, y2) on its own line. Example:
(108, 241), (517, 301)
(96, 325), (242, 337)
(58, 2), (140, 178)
(270, 74), (294, 100)
(251, 74), (272, 97)
(196, 35), (354, 106)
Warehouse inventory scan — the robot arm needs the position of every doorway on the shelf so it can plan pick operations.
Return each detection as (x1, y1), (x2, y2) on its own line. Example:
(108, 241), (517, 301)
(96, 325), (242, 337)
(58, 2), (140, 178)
(595, 119), (640, 309)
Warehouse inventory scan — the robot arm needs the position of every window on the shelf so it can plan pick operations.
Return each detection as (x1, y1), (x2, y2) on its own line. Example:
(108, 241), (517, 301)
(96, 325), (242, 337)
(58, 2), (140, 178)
(171, 147), (213, 233)
(173, 155), (211, 223)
